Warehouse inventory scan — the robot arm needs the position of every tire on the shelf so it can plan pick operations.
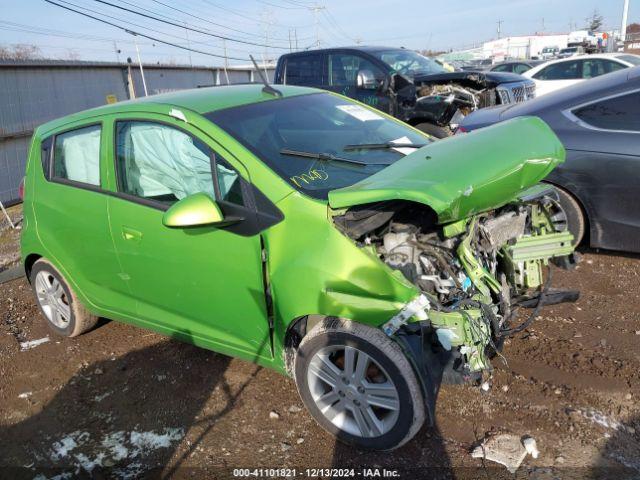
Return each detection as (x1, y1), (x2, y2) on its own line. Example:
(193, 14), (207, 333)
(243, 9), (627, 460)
(414, 122), (451, 139)
(294, 317), (425, 450)
(30, 259), (98, 337)
(553, 187), (586, 247)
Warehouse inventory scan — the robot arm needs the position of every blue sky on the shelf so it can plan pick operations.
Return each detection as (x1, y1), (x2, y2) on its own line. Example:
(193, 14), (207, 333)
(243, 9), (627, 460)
(1, 0), (637, 65)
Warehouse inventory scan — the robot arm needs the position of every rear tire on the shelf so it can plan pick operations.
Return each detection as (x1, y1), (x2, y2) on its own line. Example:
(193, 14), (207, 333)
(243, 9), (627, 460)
(294, 317), (425, 450)
(415, 122), (451, 139)
(31, 259), (98, 337)
(553, 187), (586, 247)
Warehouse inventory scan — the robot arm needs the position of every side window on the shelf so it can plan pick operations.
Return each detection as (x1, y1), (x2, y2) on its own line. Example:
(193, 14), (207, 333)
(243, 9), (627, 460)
(328, 54), (384, 87)
(581, 59), (623, 78)
(115, 121), (244, 206)
(513, 64), (531, 75)
(53, 125), (101, 186)
(285, 54), (323, 86)
(41, 136), (53, 179)
(534, 60), (581, 80)
(492, 64), (511, 72)
(573, 92), (640, 132)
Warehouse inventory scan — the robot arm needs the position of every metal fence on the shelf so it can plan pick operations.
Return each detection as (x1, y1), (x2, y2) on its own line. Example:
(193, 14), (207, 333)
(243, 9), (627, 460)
(0, 60), (275, 205)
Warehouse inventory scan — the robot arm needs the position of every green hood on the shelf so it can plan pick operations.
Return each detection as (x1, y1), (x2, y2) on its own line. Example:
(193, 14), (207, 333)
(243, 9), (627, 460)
(328, 116), (565, 224)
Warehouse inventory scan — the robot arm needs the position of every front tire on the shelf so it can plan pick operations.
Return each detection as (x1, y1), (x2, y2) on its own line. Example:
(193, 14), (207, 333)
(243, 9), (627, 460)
(31, 259), (98, 337)
(294, 318), (425, 450)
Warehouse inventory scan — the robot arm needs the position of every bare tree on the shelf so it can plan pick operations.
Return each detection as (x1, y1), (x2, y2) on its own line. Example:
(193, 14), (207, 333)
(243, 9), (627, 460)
(585, 9), (604, 31)
(0, 44), (42, 60)
(66, 49), (81, 61)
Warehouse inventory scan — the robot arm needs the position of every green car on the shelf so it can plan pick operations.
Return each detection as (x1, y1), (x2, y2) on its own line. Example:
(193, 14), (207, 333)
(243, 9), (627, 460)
(21, 84), (575, 450)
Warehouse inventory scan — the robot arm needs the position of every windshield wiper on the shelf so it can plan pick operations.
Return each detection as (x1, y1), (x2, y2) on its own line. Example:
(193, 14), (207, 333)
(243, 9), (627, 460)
(343, 142), (427, 151)
(280, 148), (391, 167)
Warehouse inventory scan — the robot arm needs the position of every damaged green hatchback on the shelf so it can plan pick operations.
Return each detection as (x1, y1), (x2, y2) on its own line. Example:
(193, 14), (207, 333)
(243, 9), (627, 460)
(21, 84), (576, 450)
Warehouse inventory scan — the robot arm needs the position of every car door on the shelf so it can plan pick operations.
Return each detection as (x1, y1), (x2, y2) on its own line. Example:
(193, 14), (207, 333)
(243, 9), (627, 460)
(282, 52), (325, 88)
(325, 52), (392, 114)
(532, 59), (583, 95)
(561, 90), (640, 250)
(35, 120), (127, 310)
(106, 114), (272, 361)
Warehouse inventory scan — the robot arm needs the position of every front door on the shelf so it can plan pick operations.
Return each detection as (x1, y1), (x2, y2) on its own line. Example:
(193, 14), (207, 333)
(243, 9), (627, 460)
(106, 116), (271, 361)
(325, 53), (392, 114)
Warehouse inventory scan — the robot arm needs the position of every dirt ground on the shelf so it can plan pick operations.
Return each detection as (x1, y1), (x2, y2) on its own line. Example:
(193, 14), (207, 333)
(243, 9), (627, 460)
(0, 204), (638, 479)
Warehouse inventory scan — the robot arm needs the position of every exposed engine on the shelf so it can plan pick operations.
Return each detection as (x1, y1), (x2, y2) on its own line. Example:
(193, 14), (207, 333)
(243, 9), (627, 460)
(333, 190), (576, 383)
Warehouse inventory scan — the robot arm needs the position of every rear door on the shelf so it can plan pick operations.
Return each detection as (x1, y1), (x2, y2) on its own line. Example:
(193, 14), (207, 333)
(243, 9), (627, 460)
(105, 113), (272, 361)
(282, 52), (326, 88)
(562, 90), (640, 250)
(34, 120), (126, 310)
(532, 59), (583, 95)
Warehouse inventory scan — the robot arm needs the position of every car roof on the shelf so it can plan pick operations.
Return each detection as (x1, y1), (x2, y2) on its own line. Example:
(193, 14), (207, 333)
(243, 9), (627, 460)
(524, 54), (635, 75)
(506, 65), (640, 116)
(281, 46), (404, 55)
(37, 84), (319, 134)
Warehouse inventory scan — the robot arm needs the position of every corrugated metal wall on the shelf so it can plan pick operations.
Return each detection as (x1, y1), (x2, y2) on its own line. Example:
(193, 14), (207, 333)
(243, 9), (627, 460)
(0, 62), (274, 205)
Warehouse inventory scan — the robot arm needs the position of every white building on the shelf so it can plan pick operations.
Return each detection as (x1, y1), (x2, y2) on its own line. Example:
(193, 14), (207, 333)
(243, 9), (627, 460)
(482, 34), (569, 61)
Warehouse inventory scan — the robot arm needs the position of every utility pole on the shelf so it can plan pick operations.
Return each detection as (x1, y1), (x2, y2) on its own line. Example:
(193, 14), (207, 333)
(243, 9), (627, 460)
(184, 22), (193, 67)
(497, 19), (503, 39)
(288, 29), (292, 52)
(294, 29), (299, 50)
(312, 4), (325, 48)
(128, 31), (148, 96)
(541, 17), (545, 31)
(621, 0), (630, 46)
(222, 39), (230, 85)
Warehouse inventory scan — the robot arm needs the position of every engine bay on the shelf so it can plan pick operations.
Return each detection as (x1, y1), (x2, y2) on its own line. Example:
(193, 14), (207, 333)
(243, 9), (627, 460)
(333, 189), (577, 383)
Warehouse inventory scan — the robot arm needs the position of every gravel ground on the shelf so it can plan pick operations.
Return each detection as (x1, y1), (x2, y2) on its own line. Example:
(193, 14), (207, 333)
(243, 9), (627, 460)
(0, 213), (638, 479)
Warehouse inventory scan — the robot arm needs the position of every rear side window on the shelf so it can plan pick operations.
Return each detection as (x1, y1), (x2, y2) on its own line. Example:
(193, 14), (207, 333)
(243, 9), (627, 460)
(582, 59), (626, 78)
(492, 64), (511, 72)
(285, 54), (323, 86)
(53, 125), (101, 186)
(573, 92), (640, 132)
(115, 121), (244, 207)
(534, 60), (582, 80)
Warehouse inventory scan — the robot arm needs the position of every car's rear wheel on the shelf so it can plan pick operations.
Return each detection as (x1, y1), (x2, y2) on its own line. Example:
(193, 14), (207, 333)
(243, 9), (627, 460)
(31, 259), (98, 337)
(415, 122), (451, 139)
(294, 318), (425, 450)
(553, 187), (586, 247)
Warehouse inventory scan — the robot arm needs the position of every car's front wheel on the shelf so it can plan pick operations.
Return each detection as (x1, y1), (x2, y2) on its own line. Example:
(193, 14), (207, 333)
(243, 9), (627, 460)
(294, 318), (425, 450)
(31, 258), (98, 337)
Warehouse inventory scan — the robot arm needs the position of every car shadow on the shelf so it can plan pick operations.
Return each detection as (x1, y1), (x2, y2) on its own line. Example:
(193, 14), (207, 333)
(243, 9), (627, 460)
(0, 329), (262, 479)
(330, 423), (455, 479)
(590, 413), (640, 480)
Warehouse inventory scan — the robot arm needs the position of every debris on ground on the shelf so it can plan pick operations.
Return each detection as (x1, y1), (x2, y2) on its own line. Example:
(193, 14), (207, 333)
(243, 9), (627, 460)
(19, 336), (50, 351)
(471, 433), (533, 473)
(269, 411), (280, 420)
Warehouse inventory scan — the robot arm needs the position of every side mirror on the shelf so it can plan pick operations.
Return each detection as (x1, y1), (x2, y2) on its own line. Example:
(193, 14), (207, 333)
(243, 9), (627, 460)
(162, 192), (226, 228)
(356, 69), (379, 90)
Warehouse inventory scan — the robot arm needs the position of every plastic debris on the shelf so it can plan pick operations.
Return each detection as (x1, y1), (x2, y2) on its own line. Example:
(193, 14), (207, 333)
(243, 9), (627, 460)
(522, 436), (539, 458)
(471, 433), (528, 473)
(19, 337), (50, 351)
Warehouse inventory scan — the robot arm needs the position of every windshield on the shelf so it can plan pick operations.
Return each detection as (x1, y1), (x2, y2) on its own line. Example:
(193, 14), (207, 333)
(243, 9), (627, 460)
(619, 54), (640, 66)
(206, 93), (430, 200)
(372, 49), (446, 78)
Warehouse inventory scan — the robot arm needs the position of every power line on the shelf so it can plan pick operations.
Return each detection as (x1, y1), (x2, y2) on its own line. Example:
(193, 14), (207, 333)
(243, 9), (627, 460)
(48, 0), (257, 55)
(90, 0), (291, 49)
(197, 0), (313, 29)
(44, 0), (252, 61)
(143, 0), (295, 43)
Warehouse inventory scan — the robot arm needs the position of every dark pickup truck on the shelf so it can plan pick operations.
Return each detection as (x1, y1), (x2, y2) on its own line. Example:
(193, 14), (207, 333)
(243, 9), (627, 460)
(274, 46), (536, 137)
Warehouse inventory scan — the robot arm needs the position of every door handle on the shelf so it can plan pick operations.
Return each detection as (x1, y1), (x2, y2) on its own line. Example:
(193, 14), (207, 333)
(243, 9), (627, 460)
(122, 226), (143, 242)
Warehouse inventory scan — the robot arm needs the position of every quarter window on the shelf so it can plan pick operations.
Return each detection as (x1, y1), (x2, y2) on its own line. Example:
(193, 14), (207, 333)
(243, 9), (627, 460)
(53, 125), (101, 186)
(582, 59), (626, 78)
(115, 121), (244, 206)
(573, 92), (640, 132)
